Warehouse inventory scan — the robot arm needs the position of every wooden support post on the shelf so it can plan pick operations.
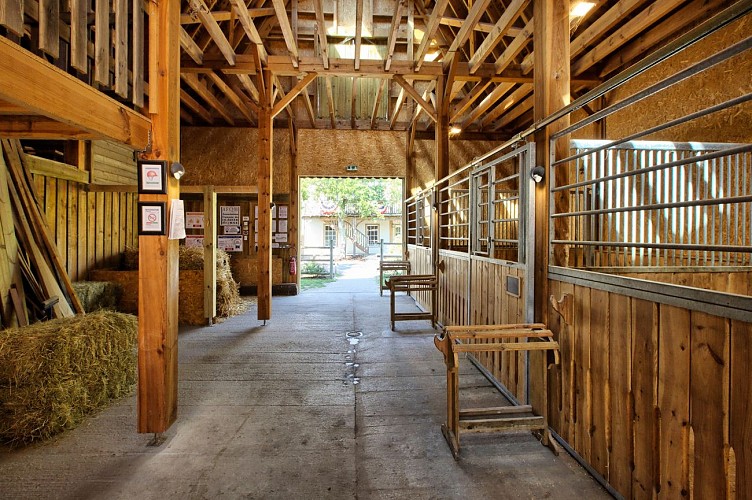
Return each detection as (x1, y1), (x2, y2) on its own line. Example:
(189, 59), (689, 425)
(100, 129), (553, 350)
(204, 186), (217, 324)
(532, 0), (570, 323)
(138, 0), (180, 435)
(288, 122), (300, 291)
(257, 69), (274, 321)
(433, 75), (449, 315)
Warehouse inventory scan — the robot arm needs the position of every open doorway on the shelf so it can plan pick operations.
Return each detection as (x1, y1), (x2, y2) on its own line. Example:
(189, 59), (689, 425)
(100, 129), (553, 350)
(298, 177), (403, 291)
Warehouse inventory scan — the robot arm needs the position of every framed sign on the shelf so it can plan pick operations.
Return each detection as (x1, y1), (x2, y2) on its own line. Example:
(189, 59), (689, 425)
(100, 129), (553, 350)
(138, 202), (166, 235)
(137, 160), (167, 194)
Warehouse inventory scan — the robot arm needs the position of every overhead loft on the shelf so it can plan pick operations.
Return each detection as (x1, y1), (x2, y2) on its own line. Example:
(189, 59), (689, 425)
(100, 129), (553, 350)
(173, 0), (727, 134)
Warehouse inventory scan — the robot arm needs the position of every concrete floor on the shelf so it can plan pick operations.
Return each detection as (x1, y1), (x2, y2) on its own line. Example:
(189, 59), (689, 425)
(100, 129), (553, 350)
(0, 257), (609, 499)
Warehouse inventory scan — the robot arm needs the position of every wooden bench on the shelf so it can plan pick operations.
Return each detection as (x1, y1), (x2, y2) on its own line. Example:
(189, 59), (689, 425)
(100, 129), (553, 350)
(379, 260), (410, 296)
(434, 323), (560, 459)
(386, 274), (437, 330)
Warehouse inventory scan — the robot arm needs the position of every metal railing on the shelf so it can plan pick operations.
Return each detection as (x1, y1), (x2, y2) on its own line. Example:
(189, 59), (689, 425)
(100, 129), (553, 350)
(405, 190), (432, 247)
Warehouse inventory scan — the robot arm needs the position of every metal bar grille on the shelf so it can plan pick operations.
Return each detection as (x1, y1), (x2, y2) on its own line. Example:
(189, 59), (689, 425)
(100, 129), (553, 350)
(553, 140), (752, 267)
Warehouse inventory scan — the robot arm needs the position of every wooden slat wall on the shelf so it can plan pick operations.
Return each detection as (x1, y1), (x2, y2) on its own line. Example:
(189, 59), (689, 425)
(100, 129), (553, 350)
(436, 251), (469, 328)
(91, 141), (138, 185)
(545, 278), (751, 498)
(32, 174), (138, 281)
(612, 270), (752, 296)
(407, 244), (433, 310)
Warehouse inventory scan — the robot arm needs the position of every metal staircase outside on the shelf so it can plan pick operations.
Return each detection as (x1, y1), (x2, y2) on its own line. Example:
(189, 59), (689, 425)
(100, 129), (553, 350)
(343, 220), (370, 253)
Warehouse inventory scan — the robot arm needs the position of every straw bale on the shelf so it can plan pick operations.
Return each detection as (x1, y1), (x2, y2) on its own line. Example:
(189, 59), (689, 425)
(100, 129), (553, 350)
(123, 246), (139, 270)
(88, 270), (138, 314)
(0, 311), (137, 445)
(179, 270), (205, 325)
(71, 281), (123, 312)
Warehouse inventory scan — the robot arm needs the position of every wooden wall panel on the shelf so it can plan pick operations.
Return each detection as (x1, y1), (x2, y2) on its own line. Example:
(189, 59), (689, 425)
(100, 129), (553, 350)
(91, 141), (137, 185)
(543, 278), (750, 499)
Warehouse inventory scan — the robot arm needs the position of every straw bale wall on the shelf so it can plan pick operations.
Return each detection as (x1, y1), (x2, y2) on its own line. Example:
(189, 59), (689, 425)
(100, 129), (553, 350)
(181, 127), (292, 187)
(606, 16), (752, 143)
(297, 129), (405, 178)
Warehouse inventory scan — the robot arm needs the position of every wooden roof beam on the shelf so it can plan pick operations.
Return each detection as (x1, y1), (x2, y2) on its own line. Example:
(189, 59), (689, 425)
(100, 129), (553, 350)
(181, 7), (276, 24)
(0, 37), (149, 149)
(441, 16), (523, 36)
(441, 0), (493, 71)
(313, 0), (330, 69)
(385, 0), (406, 71)
(180, 27), (204, 65)
(467, 0), (528, 74)
(494, 18), (533, 74)
(520, 0), (640, 74)
(459, 82), (514, 128)
(302, 87), (317, 128)
(571, 0), (688, 76)
(272, 0), (300, 68)
(394, 75), (437, 123)
(450, 78), (491, 122)
(180, 88), (214, 124)
(229, 0), (269, 65)
(370, 79), (387, 129)
(181, 73), (236, 125)
(414, 0), (450, 71)
(490, 93), (533, 130)
(481, 83), (532, 127)
(207, 72), (256, 122)
(390, 86), (406, 129)
(355, 0), (364, 71)
(234, 73), (260, 103)
(326, 76), (336, 128)
(187, 0), (237, 66)
(272, 73), (317, 118)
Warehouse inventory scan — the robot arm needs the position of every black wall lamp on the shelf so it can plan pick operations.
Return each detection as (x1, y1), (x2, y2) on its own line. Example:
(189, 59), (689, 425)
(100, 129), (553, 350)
(171, 162), (186, 180)
(530, 166), (545, 183)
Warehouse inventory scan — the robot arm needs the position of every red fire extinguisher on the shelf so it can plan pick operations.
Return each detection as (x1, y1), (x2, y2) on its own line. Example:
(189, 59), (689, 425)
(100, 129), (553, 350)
(289, 256), (297, 276)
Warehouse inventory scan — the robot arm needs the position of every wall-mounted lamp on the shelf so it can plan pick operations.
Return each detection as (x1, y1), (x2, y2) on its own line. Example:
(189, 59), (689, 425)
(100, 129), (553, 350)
(171, 162), (186, 180)
(530, 166), (545, 183)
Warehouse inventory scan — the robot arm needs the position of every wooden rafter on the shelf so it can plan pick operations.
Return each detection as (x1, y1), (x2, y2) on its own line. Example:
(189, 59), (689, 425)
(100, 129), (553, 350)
(370, 79), (387, 129)
(410, 81), (436, 127)
(481, 82), (532, 127)
(180, 27), (204, 65)
(181, 73), (236, 125)
(0, 117), (98, 139)
(450, 78), (491, 122)
(234, 73), (260, 103)
(207, 72), (255, 122)
(229, 0), (269, 65)
(272, 72), (317, 118)
(181, 7), (276, 24)
(414, 0), (450, 71)
(467, 0), (528, 74)
(187, 0), (237, 66)
(394, 75), (437, 123)
(326, 76), (336, 128)
(494, 18), (533, 74)
(490, 93), (533, 130)
(313, 0), (330, 69)
(571, 0), (687, 76)
(520, 0), (638, 74)
(390, 86), (406, 129)
(302, 88), (317, 127)
(180, 88), (214, 124)
(355, 0), (363, 71)
(272, 0), (300, 68)
(385, 0), (406, 71)
(441, 0), (493, 71)
(459, 82), (514, 128)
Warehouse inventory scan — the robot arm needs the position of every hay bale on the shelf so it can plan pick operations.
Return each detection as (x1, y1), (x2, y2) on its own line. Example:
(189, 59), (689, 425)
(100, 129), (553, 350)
(72, 281), (123, 312)
(123, 246), (139, 270)
(0, 311), (137, 445)
(88, 270), (139, 314)
(179, 270), (205, 326)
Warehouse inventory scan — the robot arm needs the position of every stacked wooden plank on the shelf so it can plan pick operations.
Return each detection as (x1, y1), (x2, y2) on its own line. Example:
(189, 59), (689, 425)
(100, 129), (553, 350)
(0, 139), (83, 327)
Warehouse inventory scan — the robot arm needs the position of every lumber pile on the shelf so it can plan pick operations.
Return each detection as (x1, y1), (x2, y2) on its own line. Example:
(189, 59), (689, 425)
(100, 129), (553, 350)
(0, 140), (83, 328)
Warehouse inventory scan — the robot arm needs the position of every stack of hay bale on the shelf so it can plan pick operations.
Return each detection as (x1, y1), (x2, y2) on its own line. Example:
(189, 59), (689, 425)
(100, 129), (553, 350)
(0, 311), (137, 445)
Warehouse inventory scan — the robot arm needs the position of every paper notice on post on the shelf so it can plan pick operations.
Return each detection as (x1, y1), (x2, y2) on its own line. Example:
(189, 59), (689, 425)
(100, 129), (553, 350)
(169, 199), (186, 240)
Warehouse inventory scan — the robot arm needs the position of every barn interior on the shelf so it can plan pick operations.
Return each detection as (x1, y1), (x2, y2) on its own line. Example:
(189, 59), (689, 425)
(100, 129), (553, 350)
(0, 0), (750, 497)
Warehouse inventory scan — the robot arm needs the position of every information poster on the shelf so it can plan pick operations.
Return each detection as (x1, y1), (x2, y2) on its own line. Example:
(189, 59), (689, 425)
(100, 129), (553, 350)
(218, 235), (243, 252)
(220, 206), (241, 226)
(185, 212), (204, 229)
(185, 235), (204, 249)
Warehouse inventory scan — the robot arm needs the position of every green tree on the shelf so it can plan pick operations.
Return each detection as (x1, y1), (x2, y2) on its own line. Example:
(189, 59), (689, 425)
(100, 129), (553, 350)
(301, 178), (402, 220)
